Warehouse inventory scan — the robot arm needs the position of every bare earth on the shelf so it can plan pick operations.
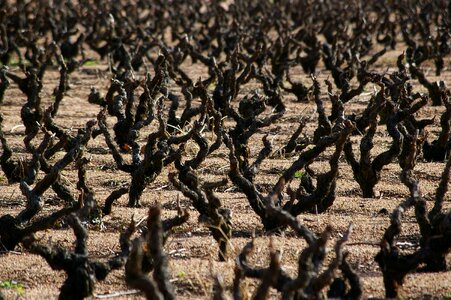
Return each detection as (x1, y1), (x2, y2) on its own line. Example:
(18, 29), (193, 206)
(0, 49), (450, 299)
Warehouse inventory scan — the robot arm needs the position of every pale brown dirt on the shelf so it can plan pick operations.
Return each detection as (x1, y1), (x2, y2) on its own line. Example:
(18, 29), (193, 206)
(0, 48), (450, 299)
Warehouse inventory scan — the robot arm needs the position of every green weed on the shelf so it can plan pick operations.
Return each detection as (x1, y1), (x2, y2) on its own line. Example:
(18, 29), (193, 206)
(0, 280), (25, 295)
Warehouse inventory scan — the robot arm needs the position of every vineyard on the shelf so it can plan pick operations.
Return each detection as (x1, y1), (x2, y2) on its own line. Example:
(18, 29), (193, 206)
(0, 0), (450, 299)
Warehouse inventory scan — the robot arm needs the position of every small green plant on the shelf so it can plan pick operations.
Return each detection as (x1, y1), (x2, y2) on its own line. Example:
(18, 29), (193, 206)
(177, 271), (186, 278)
(294, 170), (304, 178)
(83, 60), (99, 66)
(0, 280), (25, 295)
